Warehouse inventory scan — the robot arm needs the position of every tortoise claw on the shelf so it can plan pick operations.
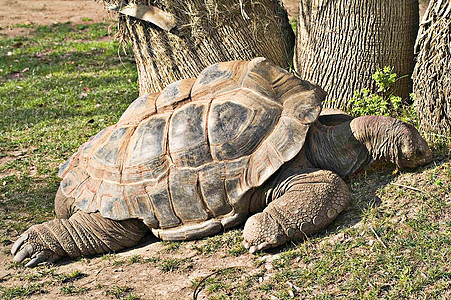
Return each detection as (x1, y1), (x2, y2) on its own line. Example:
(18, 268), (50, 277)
(13, 244), (34, 263)
(25, 252), (48, 268)
(11, 232), (61, 267)
(11, 233), (28, 256)
(243, 241), (272, 254)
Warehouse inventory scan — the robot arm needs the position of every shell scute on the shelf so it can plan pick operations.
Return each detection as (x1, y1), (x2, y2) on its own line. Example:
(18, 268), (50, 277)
(72, 177), (102, 213)
(145, 179), (180, 229)
(191, 60), (248, 101)
(246, 141), (284, 187)
(266, 117), (309, 162)
(156, 78), (196, 111)
(129, 116), (168, 165)
(58, 126), (113, 179)
(60, 168), (89, 197)
(118, 93), (158, 126)
(122, 113), (171, 184)
(198, 163), (232, 217)
(169, 101), (212, 168)
(169, 167), (210, 222)
(94, 127), (128, 166)
(209, 89), (282, 160)
(240, 57), (281, 100)
(97, 180), (128, 220)
(124, 184), (158, 228)
(223, 156), (251, 208)
(86, 126), (134, 182)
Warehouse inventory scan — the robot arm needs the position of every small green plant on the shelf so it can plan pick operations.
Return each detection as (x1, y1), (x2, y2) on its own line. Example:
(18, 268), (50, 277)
(161, 240), (181, 251)
(349, 66), (409, 119)
(128, 254), (141, 264)
(0, 282), (45, 299)
(106, 286), (136, 299)
(55, 270), (86, 283)
(190, 229), (245, 256)
(141, 256), (160, 265)
(60, 284), (89, 295)
(23, 267), (56, 281)
(159, 258), (183, 272)
(290, 18), (297, 32)
(11, 23), (34, 29)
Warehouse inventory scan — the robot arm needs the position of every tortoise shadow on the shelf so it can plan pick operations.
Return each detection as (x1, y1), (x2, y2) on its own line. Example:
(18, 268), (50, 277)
(265, 158), (442, 255)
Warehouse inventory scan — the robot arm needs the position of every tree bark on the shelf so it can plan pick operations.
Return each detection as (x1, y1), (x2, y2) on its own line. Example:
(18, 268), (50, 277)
(295, 0), (419, 109)
(104, 0), (294, 95)
(412, 0), (451, 137)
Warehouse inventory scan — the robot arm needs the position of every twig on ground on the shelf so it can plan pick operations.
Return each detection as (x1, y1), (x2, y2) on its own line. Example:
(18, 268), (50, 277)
(390, 183), (424, 193)
(193, 266), (240, 300)
(0, 272), (11, 282)
(287, 280), (301, 296)
(370, 227), (387, 249)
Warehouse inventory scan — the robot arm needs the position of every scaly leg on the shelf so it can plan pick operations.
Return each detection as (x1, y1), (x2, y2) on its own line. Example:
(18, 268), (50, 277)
(11, 210), (147, 267)
(54, 186), (75, 219)
(243, 169), (350, 253)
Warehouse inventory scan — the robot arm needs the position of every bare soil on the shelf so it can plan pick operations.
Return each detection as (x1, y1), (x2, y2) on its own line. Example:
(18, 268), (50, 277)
(0, 234), (259, 299)
(0, 0), (113, 36)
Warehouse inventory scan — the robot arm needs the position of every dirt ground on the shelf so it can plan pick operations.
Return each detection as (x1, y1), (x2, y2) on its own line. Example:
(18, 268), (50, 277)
(0, 0), (112, 36)
(0, 232), (259, 299)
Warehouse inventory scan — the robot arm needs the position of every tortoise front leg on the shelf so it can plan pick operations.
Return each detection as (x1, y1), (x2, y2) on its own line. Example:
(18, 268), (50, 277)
(11, 210), (147, 267)
(242, 169), (350, 253)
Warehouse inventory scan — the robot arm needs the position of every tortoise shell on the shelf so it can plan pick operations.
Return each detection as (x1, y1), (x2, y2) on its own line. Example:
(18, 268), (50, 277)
(58, 58), (325, 236)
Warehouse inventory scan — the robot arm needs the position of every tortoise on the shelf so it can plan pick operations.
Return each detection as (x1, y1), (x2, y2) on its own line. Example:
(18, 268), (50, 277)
(11, 58), (432, 267)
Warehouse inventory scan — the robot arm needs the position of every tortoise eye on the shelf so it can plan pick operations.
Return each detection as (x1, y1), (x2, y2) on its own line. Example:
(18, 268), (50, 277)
(416, 149), (423, 156)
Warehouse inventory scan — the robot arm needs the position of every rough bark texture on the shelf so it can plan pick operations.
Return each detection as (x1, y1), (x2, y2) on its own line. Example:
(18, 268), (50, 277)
(296, 0), (419, 109)
(103, 0), (294, 95)
(412, 0), (451, 137)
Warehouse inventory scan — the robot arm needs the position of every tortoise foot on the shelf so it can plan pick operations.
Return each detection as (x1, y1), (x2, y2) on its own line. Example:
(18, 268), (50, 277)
(11, 227), (62, 267)
(242, 212), (289, 254)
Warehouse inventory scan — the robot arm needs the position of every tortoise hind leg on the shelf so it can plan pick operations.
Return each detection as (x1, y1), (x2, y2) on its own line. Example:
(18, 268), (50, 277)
(242, 169), (350, 253)
(54, 186), (76, 219)
(11, 210), (148, 267)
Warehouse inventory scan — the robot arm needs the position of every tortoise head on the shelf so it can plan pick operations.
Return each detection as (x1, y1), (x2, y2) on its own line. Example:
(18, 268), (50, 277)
(394, 122), (432, 169)
(349, 116), (432, 171)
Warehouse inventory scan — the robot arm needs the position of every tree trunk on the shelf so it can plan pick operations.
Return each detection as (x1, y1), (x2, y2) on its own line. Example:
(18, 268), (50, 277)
(295, 0), (419, 109)
(412, 0), (451, 137)
(104, 0), (294, 95)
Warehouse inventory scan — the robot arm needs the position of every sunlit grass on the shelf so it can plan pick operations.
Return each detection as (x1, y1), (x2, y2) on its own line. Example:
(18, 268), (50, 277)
(0, 21), (138, 236)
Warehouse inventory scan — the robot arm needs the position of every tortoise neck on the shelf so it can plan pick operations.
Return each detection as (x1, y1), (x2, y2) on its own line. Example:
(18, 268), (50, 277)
(305, 121), (372, 178)
(350, 115), (405, 165)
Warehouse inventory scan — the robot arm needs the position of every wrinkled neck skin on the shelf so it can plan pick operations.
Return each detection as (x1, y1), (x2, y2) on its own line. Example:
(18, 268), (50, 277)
(350, 116), (407, 165)
(305, 116), (405, 178)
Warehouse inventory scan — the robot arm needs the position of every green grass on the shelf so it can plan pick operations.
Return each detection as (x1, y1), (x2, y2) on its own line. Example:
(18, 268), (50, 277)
(191, 228), (246, 256)
(0, 282), (46, 299)
(0, 22), (138, 236)
(106, 286), (139, 300)
(158, 258), (192, 273)
(60, 284), (89, 295)
(55, 269), (86, 283)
